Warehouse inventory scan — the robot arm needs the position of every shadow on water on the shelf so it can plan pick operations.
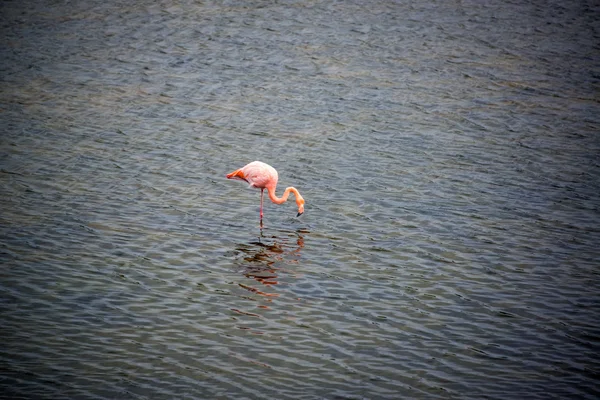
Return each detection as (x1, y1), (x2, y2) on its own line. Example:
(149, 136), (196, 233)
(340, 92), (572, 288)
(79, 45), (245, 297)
(233, 229), (306, 299)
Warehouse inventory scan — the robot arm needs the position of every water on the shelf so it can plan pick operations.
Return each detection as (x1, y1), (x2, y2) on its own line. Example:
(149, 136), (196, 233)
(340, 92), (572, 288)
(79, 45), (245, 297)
(1, 0), (599, 398)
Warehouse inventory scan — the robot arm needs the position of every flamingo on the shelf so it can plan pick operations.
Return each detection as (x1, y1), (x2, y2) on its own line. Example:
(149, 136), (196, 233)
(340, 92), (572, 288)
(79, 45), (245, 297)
(226, 161), (305, 227)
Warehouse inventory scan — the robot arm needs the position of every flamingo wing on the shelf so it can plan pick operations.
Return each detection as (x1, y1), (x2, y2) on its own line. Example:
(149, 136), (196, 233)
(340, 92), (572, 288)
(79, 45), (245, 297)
(240, 161), (278, 189)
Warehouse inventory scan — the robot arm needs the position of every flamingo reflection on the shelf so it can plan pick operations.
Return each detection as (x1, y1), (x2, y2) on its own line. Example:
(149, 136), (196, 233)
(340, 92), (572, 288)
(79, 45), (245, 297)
(235, 230), (305, 298)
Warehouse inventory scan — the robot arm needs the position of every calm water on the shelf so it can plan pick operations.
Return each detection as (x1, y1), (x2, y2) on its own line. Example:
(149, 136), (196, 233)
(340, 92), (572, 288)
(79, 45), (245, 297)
(1, 0), (599, 398)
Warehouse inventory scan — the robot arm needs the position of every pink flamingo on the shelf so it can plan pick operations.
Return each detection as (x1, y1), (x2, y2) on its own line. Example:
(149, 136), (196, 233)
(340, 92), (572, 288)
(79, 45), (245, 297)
(226, 161), (305, 226)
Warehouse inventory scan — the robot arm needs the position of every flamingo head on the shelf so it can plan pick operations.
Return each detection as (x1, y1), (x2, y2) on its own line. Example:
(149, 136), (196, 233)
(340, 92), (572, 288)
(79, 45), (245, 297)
(296, 195), (305, 217)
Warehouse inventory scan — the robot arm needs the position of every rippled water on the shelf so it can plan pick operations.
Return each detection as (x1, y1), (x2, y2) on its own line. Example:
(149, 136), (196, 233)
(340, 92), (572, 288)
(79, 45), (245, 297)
(2, 0), (599, 398)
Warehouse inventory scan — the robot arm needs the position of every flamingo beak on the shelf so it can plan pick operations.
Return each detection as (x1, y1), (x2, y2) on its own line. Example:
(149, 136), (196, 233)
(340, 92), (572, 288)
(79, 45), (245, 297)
(297, 203), (304, 217)
(226, 169), (247, 182)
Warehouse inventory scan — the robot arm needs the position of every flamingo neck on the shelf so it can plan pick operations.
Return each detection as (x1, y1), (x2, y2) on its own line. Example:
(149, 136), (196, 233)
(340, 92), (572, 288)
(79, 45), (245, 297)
(267, 186), (300, 205)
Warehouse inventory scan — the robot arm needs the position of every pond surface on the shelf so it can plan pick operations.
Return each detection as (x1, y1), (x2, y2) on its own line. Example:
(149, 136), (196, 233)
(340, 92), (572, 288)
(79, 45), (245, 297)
(1, 0), (599, 398)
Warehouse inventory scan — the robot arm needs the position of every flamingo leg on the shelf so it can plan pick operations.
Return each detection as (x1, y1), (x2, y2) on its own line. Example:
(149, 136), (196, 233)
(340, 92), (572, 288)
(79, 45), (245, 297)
(260, 188), (264, 228)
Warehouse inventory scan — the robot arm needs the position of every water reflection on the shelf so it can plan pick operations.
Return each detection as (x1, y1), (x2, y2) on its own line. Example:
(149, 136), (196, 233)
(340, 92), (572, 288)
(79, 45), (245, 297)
(235, 230), (305, 298)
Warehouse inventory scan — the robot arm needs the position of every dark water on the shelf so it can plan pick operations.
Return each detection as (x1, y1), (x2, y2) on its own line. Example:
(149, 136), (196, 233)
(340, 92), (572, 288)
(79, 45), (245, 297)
(1, 0), (600, 398)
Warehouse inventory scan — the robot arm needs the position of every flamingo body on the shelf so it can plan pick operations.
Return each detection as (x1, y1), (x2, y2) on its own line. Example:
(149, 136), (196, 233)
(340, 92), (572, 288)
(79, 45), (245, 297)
(227, 161), (278, 190)
(226, 161), (305, 226)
